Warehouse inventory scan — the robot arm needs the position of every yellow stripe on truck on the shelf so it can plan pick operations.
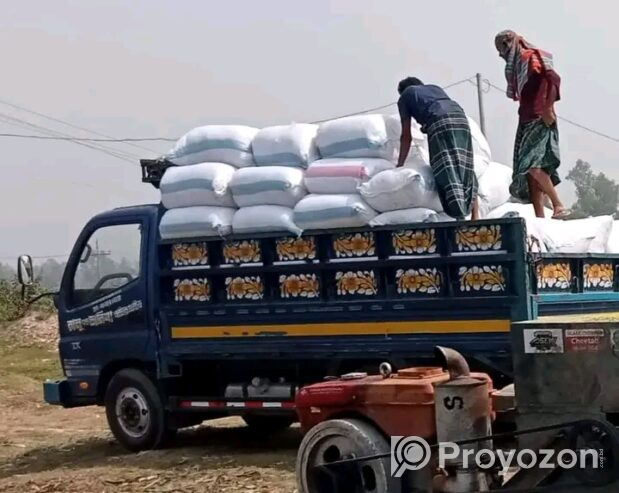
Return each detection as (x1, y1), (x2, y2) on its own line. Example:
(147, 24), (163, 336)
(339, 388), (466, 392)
(171, 319), (510, 339)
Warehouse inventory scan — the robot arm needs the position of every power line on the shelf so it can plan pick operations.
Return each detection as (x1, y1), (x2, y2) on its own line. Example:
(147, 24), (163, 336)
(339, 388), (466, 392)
(0, 111), (139, 164)
(485, 80), (619, 145)
(0, 77), (477, 147)
(310, 76), (475, 124)
(0, 97), (159, 154)
(310, 101), (396, 124)
(0, 253), (68, 261)
(0, 133), (176, 143)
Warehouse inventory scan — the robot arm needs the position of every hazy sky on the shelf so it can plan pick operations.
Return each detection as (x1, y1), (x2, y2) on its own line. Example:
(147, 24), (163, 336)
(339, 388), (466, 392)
(1, 0), (617, 260)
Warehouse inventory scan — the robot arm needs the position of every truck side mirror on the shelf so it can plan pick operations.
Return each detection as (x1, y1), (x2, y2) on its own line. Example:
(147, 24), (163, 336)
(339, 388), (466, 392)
(17, 255), (34, 287)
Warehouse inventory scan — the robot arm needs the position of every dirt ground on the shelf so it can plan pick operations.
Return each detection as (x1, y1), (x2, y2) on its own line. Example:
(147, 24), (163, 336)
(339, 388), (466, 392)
(0, 313), (297, 492)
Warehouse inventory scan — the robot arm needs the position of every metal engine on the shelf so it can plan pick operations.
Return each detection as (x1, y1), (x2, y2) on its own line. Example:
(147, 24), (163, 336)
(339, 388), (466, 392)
(295, 345), (619, 493)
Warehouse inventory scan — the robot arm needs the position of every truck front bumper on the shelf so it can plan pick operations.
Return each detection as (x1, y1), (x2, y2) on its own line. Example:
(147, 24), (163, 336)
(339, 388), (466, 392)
(43, 378), (99, 408)
(43, 379), (72, 406)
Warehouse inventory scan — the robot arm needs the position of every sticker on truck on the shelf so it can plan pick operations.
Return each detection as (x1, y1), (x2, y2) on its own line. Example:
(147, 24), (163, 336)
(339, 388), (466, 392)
(565, 328), (608, 353)
(67, 300), (143, 332)
(523, 328), (564, 354)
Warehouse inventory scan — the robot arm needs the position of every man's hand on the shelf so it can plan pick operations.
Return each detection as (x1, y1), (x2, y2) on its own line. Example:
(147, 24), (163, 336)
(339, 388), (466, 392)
(542, 107), (556, 127)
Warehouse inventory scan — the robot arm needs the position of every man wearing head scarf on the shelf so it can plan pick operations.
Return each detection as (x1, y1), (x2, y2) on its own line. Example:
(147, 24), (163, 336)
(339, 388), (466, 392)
(495, 30), (567, 219)
(397, 77), (479, 220)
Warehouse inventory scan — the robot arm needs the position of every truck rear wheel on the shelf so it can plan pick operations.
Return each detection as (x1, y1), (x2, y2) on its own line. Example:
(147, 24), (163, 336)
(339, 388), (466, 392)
(296, 418), (392, 493)
(242, 414), (295, 433)
(104, 368), (172, 452)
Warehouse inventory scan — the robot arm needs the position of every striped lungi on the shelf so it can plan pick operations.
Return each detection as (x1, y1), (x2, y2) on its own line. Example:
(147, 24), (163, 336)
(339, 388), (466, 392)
(510, 119), (561, 202)
(427, 113), (478, 218)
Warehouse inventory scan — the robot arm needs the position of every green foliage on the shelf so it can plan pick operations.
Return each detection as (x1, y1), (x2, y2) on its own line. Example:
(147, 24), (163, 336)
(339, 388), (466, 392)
(0, 278), (54, 322)
(566, 160), (619, 218)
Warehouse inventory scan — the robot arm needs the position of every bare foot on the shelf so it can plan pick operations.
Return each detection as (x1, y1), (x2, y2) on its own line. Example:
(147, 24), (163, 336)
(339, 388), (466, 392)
(551, 207), (570, 219)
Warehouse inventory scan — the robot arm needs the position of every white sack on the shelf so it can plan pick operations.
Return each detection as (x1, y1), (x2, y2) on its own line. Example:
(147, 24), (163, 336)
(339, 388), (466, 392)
(251, 123), (319, 168)
(160, 162), (236, 209)
(383, 113), (491, 176)
(232, 206), (302, 236)
(304, 158), (394, 194)
(468, 117), (492, 165)
(431, 212), (472, 222)
(359, 167), (443, 213)
(159, 206), (235, 239)
(403, 145), (431, 169)
(369, 208), (439, 226)
(473, 154), (490, 179)
(316, 115), (393, 160)
(294, 194), (377, 230)
(477, 161), (512, 211)
(487, 202), (553, 222)
(384, 113), (427, 150)
(230, 166), (307, 208)
(488, 205), (614, 253)
(534, 216), (614, 254)
(167, 125), (258, 167)
(486, 202), (550, 251)
(607, 221), (619, 253)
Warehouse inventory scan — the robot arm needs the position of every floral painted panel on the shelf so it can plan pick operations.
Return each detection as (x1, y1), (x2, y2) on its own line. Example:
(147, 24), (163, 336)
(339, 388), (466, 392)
(279, 273), (320, 299)
(174, 278), (211, 302)
(276, 237), (317, 262)
(459, 265), (506, 292)
(225, 276), (264, 301)
(335, 270), (378, 296)
(456, 225), (502, 252)
(583, 263), (614, 290)
(396, 268), (442, 295)
(223, 240), (261, 264)
(172, 242), (209, 267)
(537, 263), (571, 291)
(392, 229), (437, 255)
(333, 232), (376, 258)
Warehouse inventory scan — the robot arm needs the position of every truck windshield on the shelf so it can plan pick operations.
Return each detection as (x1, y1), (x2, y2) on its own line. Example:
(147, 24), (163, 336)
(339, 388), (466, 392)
(70, 223), (142, 307)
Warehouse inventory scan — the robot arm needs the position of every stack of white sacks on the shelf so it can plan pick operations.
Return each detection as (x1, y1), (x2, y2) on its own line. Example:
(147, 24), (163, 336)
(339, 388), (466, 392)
(158, 115), (619, 254)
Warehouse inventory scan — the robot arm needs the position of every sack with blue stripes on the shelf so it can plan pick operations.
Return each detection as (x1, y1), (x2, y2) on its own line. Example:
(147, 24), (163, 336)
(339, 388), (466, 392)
(315, 115), (395, 160)
(159, 206), (235, 239)
(230, 166), (307, 208)
(160, 162), (236, 209)
(251, 123), (319, 168)
(294, 194), (377, 230)
(167, 125), (258, 167)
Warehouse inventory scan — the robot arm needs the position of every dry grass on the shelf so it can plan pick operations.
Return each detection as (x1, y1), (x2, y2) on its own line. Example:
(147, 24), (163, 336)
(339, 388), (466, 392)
(0, 316), (298, 492)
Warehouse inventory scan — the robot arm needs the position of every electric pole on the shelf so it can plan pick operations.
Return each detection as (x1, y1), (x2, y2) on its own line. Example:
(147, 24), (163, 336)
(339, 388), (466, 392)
(92, 240), (111, 279)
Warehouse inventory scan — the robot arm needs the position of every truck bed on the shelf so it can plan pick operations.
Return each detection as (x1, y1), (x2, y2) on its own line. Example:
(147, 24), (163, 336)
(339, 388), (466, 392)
(155, 215), (619, 376)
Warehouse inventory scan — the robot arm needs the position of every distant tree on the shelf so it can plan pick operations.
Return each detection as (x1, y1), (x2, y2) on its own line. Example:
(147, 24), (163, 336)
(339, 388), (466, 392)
(566, 160), (619, 218)
(0, 262), (15, 281)
(36, 258), (67, 289)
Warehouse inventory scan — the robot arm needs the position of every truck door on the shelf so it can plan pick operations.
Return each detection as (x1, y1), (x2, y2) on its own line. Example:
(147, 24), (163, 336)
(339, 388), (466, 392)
(57, 218), (151, 394)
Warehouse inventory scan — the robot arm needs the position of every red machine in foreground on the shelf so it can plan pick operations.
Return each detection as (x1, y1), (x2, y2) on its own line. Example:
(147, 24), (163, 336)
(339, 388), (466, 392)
(294, 345), (619, 493)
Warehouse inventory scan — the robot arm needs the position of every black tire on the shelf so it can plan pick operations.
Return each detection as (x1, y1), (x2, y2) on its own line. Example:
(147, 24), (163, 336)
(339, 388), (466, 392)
(296, 418), (392, 493)
(104, 368), (171, 452)
(242, 414), (295, 434)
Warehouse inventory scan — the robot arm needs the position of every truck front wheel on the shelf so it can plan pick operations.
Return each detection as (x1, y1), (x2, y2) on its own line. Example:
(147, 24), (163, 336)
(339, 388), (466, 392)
(104, 368), (173, 451)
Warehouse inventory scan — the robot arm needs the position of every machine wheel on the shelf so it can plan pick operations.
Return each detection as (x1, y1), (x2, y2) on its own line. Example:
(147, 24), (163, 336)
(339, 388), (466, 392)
(296, 418), (392, 493)
(104, 368), (173, 452)
(242, 414), (295, 434)
(567, 419), (619, 487)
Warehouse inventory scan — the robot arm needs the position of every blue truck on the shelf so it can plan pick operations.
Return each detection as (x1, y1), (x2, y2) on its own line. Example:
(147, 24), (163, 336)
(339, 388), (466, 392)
(17, 159), (619, 451)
